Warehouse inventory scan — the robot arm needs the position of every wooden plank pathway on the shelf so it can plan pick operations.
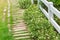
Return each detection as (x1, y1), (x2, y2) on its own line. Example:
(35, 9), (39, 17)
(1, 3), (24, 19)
(10, 0), (31, 40)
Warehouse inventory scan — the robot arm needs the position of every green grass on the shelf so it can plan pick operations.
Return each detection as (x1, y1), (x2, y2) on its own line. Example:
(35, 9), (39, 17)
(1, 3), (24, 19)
(0, 0), (13, 40)
(10, 2), (13, 28)
(0, 21), (13, 40)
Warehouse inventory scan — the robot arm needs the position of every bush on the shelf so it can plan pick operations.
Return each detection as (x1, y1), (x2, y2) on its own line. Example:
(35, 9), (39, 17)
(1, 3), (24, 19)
(18, 0), (31, 9)
(24, 5), (60, 40)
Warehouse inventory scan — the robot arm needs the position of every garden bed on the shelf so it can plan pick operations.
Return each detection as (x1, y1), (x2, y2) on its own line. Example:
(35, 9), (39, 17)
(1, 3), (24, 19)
(24, 5), (60, 40)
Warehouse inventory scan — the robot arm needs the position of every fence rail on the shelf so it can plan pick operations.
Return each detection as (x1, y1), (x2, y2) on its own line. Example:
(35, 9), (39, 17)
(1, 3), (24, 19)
(31, 0), (60, 33)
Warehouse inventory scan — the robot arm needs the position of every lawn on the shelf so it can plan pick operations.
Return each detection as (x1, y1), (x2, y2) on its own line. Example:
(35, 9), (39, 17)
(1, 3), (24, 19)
(0, 0), (13, 40)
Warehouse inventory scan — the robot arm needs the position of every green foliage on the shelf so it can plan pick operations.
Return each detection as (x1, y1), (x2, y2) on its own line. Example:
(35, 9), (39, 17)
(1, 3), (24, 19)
(24, 5), (60, 40)
(34, 0), (37, 4)
(18, 0), (31, 9)
(48, 0), (60, 10)
(48, 0), (60, 6)
(54, 15), (60, 25)
(10, 3), (13, 27)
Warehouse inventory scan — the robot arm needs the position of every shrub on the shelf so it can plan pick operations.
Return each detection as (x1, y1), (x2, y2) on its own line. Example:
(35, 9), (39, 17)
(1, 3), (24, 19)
(24, 5), (60, 40)
(18, 0), (31, 9)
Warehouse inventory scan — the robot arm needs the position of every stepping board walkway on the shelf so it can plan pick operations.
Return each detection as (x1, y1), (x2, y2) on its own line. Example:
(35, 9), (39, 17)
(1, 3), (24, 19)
(10, 0), (31, 40)
(12, 9), (31, 40)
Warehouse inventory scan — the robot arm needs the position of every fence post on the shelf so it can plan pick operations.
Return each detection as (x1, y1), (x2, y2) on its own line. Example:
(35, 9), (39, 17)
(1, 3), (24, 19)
(48, 2), (53, 19)
(31, 0), (34, 4)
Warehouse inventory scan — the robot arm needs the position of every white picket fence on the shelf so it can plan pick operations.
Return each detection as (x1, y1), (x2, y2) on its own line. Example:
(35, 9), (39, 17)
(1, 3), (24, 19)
(31, 0), (60, 33)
